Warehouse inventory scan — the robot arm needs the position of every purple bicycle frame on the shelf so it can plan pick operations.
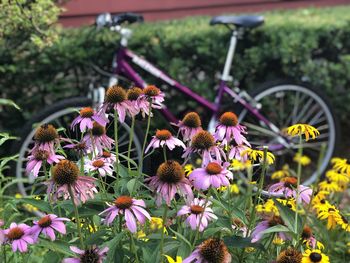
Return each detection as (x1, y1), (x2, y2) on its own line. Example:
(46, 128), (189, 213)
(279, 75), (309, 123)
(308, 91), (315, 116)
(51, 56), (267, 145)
(115, 47), (276, 131)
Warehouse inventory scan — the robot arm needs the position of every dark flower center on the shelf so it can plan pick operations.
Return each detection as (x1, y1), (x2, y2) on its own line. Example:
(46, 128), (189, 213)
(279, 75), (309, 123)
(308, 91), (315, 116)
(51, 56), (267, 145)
(75, 142), (87, 151)
(91, 122), (106, 136)
(301, 226), (312, 239)
(328, 208), (335, 212)
(233, 218), (244, 228)
(92, 160), (104, 168)
(6, 227), (24, 240)
(191, 131), (215, 150)
(206, 162), (222, 175)
(105, 85), (127, 104)
(114, 196), (133, 209)
(155, 129), (172, 140)
(190, 205), (204, 215)
(309, 252), (322, 262)
(34, 150), (49, 161)
(127, 87), (143, 101)
(34, 124), (58, 143)
(283, 177), (298, 188)
(276, 248), (302, 263)
(52, 160), (79, 186)
(157, 160), (184, 184)
(80, 248), (100, 263)
(102, 151), (111, 158)
(268, 216), (284, 227)
(80, 107), (94, 118)
(182, 112), (201, 128)
(143, 85), (160, 97)
(199, 238), (228, 263)
(219, 112), (238, 127)
(38, 215), (52, 228)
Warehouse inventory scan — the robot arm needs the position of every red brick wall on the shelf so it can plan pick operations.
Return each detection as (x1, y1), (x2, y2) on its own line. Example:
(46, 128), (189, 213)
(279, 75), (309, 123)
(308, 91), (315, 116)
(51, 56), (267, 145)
(59, 0), (350, 27)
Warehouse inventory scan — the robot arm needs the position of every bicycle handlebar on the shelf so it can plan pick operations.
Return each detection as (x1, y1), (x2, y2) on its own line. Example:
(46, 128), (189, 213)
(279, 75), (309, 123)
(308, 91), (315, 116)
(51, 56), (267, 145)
(96, 12), (144, 29)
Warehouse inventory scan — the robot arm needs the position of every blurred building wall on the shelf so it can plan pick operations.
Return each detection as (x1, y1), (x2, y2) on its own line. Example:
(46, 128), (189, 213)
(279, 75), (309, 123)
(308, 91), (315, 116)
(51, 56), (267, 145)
(59, 0), (350, 27)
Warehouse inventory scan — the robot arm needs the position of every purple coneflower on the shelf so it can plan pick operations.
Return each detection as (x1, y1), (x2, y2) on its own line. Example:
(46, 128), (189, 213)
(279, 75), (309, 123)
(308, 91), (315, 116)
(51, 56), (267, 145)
(182, 130), (225, 165)
(177, 198), (217, 231)
(100, 85), (129, 123)
(145, 160), (193, 206)
(251, 215), (288, 243)
(228, 144), (249, 161)
(62, 138), (89, 156)
(3, 223), (34, 253)
(63, 245), (109, 263)
(45, 160), (97, 204)
(301, 226), (317, 249)
(189, 161), (233, 191)
(83, 122), (114, 155)
(138, 85), (165, 116)
(0, 220), (4, 245)
(268, 177), (312, 204)
(31, 124), (59, 154)
(31, 214), (69, 241)
(126, 87), (143, 117)
(99, 196), (150, 233)
(85, 159), (113, 177)
(71, 107), (107, 132)
(145, 129), (186, 153)
(214, 112), (250, 147)
(100, 151), (116, 164)
(26, 149), (64, 178)
(183, 238), (232, 263)
(177, 112), (203, 142)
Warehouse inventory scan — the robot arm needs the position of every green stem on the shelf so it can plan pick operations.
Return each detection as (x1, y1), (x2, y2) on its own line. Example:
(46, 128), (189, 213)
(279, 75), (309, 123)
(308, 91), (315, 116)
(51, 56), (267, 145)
(68, 186), (84, 248)
(130, 233), (139, 263)
(114, 109), (119, 186)
(2, 246), (6, 263)
(192, 192), (210, 248)
(163, 146), (167, 162)
(80, 154), (84, 175)
(127, 116), (135, 171)
(159, 205), (168, 263)
(294, 135), (303, 245)
(139, 100), (152, 172)
(89, 131), (96, 159)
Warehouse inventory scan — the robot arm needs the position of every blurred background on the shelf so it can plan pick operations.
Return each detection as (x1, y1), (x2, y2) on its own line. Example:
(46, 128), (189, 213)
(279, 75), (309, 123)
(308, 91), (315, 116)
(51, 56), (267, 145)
(1, 0), (350, 157)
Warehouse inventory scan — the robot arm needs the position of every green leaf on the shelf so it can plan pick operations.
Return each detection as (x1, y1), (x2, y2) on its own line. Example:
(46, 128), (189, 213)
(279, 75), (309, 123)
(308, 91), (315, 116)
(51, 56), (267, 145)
(0, 98), (21, 110)
(127, 178), (137, 195)
(258, 224), (291, 235)
(0, 133), (18, 146)
(18, 198), (52, 213)
(39, 239), (74, 256)
(223, 236), (265, 250)
(168, 227), (192, 249)
(105, 232), (125, 262)
(274, 199), (302, 233)
(85, 230), (109, 245)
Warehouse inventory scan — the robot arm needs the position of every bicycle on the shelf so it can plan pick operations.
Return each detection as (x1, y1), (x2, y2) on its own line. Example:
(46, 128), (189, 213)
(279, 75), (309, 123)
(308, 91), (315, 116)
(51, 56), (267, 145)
(12, 12), (340, 196)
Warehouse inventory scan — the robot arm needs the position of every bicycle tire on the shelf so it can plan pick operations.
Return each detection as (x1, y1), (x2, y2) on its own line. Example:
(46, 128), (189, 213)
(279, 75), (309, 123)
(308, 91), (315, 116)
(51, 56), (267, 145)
(10, 97), (148, 196)
(238, 79), (340, 186)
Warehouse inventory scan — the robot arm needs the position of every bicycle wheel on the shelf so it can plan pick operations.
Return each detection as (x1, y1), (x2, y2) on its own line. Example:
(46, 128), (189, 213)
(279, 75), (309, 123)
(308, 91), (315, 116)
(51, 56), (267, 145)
(11, 97), (145, 196)
(238, 80), (340, 185)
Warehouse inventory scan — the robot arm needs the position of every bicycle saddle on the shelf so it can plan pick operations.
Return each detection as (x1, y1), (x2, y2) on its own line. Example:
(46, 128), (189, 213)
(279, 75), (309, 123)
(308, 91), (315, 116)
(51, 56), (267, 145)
(210, 15), (264, 29)
(96, 12), (144, 28)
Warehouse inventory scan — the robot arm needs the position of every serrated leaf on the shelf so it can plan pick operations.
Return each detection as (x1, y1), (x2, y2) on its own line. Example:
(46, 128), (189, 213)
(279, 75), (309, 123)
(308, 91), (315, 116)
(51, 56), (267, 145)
(105, 232), (124, 262)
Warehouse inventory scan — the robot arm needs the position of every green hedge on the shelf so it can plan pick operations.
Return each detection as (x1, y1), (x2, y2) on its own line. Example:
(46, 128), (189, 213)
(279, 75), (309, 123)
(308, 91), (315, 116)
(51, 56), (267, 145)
(1, 6), (350, 133)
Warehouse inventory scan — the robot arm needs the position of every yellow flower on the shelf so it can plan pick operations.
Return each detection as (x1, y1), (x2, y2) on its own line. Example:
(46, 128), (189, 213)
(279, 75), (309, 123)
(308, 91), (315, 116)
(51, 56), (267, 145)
(318, 205), (341, 229)
(137, 230), (149, 241)
(277, 198), (296, 211)
(230, 159), (252, 171)
(271, 164), (290, 179)
(325, 169), (349, 184)
(164, 255), (182, 263)
(293, 153), (311, 166)
(150, 217), (163, 231)
(256, 199), (279, 216)
(302, 249), (329, 263)
(331, 157), (350, 176)
(241, 148), (275, 165)
(184, 164), (194, 177)
(285, 124), (320, 141)
(218, 184), (239, 194)
(15, 193), (39, 212)
(335, 214), (350, 232)
(318, 180), (340, 192)
(273, 236), (285, 245)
